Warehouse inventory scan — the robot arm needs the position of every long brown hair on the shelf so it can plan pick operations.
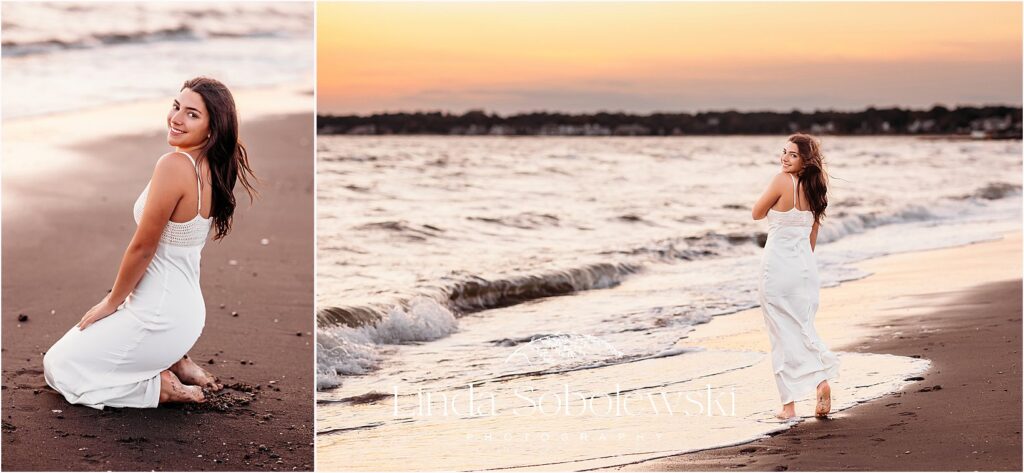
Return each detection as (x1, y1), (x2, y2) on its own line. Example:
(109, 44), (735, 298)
(787, 133), (828, 225)
(181, 77), (257, 240)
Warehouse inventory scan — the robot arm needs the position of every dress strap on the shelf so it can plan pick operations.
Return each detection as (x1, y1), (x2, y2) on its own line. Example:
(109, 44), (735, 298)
(789, 173), (799, 211)
(176, 150), (202, 214)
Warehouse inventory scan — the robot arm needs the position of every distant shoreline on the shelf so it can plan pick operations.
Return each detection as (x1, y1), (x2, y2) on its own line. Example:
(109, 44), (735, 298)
(318, 105), (1022, 138)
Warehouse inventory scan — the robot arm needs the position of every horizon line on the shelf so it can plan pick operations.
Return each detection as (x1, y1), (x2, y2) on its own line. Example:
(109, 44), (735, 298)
(319, 102), (1024, 118)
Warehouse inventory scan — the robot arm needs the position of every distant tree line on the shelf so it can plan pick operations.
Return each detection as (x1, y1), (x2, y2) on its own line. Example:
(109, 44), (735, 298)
(318, 105), (1022, 138)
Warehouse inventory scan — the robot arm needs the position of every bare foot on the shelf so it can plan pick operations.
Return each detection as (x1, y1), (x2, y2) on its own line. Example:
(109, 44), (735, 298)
(775, 401), (797, 420)
(816, 380), (832, 417)
(169, 355), (223, 392)
(158, 370), (205, 404)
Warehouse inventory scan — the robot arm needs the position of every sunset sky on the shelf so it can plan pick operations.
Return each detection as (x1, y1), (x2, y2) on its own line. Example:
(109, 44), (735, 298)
(318, 1), (1022, 115)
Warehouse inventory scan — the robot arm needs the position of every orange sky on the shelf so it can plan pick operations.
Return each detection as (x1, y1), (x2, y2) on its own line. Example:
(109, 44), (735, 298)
(318, 1), (1022, 114)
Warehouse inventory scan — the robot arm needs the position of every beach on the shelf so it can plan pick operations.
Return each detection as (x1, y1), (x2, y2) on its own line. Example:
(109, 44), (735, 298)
(315, 229), (1021, 471)
(314, 136), (1020, 470)
(1, 87), (314, 471)
(609, 231), (1022, 472)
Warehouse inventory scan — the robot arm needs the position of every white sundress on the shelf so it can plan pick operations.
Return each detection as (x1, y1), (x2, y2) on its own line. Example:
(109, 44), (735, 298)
(43, 151), (212, 409)
(758, 173), (840, 405)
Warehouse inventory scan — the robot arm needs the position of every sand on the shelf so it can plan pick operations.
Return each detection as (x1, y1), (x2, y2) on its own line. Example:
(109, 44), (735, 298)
(608, 231), (1022, 471)
(1, 87), (314, 471)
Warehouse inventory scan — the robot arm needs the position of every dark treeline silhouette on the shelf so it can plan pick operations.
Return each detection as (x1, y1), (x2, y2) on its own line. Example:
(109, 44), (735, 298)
(319, 105), (1022, 138)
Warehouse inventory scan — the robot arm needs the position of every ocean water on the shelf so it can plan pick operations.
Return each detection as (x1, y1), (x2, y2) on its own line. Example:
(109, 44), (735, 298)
(317, 135), (1021, 385)
(315, 135), (1020, 468)
(1, 2), (312, 118)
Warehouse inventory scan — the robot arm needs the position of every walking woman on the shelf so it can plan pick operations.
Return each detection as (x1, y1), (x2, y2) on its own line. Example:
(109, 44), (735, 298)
(751, 133), (840, 420)
(43, 77), (257, 408)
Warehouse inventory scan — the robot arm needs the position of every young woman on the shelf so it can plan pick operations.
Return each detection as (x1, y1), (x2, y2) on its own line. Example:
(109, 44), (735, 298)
(751, 133), (840, 420)
(43, 77), (257, 408)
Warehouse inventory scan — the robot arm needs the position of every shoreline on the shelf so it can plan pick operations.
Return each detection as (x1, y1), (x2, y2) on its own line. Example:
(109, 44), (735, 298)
(1, 81), (313, 182)
(3, 80), (313, 123)
(2, 106), (314, 470)
(607, 230), (1022, 471)
(314, 230), (1019, 470)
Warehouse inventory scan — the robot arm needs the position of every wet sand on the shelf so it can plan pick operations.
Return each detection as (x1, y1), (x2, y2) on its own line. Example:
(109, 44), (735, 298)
(2, 100), (314, 470)
(609, 231), (1022, 471)
(313, 239), (1024, 472)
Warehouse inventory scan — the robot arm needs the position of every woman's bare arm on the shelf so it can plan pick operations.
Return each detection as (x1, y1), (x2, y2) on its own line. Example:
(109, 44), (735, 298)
(810, 219), (820, 252)
(78, 152), (193, 329)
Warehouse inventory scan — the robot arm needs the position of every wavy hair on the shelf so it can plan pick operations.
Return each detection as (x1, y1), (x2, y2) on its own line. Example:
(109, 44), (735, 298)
(181, 77), (257, 240)
(787, 133), (828, 226)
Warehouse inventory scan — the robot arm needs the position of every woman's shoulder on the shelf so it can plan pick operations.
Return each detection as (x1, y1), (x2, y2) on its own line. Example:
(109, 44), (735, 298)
(767, 171), (791, 188)
(155, 150), (196, 166)
(151, 151), (198, 184)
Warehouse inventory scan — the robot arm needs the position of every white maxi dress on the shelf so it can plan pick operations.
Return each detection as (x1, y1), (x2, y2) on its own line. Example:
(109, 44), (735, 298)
(44, 151), (212, 409)
(758, 173), (840, 405)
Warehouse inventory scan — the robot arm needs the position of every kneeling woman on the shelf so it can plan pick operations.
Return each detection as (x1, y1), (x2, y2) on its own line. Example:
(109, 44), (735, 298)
(44, 77), (257, 408)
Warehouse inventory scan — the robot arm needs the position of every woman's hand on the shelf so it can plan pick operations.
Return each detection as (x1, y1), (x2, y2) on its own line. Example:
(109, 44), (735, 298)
(77, 295), (122, 330)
